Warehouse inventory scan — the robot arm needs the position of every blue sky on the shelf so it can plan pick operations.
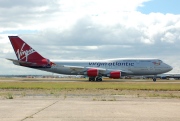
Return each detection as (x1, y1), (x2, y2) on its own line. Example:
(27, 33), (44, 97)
(138, 0), (180, 14)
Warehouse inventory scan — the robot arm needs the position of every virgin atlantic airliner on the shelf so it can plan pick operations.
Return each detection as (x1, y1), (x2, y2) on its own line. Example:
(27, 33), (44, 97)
(7, 36), (173, 82)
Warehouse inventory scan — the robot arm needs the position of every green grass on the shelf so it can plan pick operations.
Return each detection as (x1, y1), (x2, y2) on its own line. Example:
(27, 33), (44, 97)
(0, 82), (179, 91)
(5, 93), (14, 99)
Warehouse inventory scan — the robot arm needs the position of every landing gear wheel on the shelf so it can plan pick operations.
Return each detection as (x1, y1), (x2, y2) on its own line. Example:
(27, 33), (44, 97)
(89, 77), (95, 81)
(96, 77), (102, 82)
(153, 78), (156, 82)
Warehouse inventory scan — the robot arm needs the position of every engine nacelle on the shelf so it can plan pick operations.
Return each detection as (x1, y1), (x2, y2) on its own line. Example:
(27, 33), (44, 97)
(109, 71), (121, 79)
(86, 68), (98, 77)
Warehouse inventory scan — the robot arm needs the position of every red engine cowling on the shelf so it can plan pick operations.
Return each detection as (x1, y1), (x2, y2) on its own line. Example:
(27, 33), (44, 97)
(87, 68), (98, 77)
(110, 71), (121, 79)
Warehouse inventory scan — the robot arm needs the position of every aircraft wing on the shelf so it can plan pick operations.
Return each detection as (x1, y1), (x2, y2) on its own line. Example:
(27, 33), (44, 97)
(61, 65), (133, 75)
(61, 65), (106, 74)
(61, 65), (85, 70)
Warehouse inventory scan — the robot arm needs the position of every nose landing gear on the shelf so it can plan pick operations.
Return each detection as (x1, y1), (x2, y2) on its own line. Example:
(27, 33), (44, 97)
(153, 75), (157, 82)
(153, 78), (156, 82)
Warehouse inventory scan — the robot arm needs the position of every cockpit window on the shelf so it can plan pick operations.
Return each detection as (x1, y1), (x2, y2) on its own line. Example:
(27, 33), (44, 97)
(158, 60), (163, 63)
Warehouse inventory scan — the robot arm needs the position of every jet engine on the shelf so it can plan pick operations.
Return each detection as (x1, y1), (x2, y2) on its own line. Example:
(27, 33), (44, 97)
(109, 71), (121, 79)
(86, 68), (98, 77)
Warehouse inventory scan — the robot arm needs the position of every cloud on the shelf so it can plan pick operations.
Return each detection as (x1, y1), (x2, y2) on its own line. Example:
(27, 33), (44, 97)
(0, 0), (60, 30)
(0, 0), (180, 74)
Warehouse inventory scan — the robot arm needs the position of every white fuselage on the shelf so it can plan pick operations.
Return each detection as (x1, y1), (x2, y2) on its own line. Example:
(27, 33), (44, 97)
(8, 36), (173, 81)
(39, 58), (172, 76)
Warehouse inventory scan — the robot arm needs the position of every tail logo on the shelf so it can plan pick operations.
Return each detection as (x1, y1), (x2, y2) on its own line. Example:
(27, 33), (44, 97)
(16, 43), (35, 61)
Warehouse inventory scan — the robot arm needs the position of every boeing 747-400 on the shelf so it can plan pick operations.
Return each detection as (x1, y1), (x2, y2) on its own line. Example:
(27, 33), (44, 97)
(7, 36), (173, 82)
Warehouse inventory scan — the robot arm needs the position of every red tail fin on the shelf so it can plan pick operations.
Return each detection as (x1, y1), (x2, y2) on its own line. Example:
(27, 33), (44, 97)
(8, 36), (54, 68)
(9, 36), (44, 61)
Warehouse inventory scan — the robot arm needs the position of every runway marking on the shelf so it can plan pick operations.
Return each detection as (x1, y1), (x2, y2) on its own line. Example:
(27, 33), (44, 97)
(21, 100), (59, 121)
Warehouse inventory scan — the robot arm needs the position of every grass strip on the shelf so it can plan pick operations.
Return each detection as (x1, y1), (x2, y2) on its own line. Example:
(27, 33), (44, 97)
(0, 82), (179, 91)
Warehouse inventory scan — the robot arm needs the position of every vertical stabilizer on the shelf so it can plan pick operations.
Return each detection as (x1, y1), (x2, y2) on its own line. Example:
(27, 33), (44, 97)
(8, 36), (44, 61)
(8, 36), (53, 68)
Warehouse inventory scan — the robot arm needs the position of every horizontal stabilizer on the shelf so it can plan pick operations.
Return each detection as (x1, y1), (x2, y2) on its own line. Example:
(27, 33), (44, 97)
(6, 58), (36, 65)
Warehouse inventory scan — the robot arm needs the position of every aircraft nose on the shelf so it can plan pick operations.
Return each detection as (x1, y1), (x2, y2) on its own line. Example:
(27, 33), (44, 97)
(167, 65), (173, 71)
(169, 65), (173, 71)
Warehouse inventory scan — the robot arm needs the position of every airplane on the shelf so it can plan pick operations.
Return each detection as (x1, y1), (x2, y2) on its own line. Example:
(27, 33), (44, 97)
(7, 36), (173, 82)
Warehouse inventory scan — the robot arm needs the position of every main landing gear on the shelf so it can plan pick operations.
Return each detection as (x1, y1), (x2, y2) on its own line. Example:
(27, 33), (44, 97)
(89, 77), (102, 82)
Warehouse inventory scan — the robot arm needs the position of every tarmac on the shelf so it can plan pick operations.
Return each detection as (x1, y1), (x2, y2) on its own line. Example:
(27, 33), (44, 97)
(0, 97), (180, 121)
(0, 78), (180, 121)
